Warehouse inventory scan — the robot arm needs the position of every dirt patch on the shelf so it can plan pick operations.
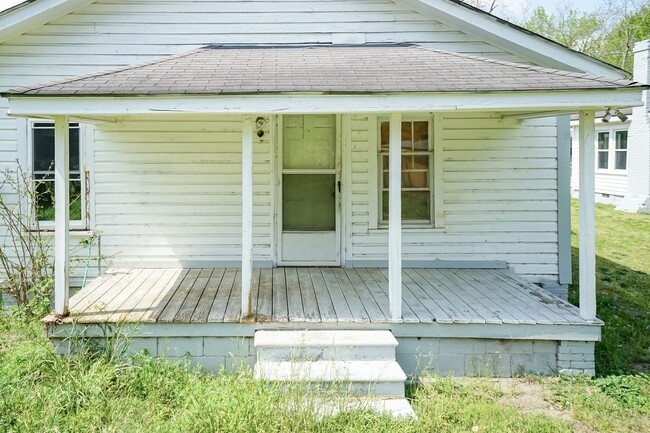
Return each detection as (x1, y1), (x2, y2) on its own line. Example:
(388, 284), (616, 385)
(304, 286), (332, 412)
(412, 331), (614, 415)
(490, 378), (596, 433)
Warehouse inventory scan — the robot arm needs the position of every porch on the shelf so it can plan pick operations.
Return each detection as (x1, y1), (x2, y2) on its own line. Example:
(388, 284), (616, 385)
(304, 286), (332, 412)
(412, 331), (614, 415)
(45, 266), (601, 331)
(45, 266), (601, 377)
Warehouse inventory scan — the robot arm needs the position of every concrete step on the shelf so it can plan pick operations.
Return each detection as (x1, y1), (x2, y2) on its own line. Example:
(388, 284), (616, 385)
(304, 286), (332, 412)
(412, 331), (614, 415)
(254, 360), (407, 397)
(311, 397), (417, 419)
(254, 330), (398, 362)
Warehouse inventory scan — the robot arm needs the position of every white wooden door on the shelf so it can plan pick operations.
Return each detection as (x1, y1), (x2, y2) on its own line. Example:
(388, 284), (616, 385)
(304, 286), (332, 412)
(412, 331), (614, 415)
(278, 114), (340, 265)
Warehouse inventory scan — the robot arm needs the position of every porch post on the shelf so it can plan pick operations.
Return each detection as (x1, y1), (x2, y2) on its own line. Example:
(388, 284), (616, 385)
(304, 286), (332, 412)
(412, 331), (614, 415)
(388, 113), (402, 320)
(54, 116), (70, 315)
(241, 115), (254, 318)
(578, 110), (596, 320)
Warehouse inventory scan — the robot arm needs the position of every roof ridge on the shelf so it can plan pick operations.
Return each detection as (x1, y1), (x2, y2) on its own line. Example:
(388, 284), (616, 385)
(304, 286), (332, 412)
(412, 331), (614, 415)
(412, 45), (640, 88)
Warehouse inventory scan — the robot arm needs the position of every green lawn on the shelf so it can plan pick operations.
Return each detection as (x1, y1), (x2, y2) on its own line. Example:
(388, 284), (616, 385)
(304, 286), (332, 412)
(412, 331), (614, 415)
(570, 200), (650, 375)
(0, 201), (648, 432)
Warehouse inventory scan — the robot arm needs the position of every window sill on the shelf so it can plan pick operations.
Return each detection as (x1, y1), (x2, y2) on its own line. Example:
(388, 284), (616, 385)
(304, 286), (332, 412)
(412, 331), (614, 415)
(368, 226), (446, 234)
(28, 229), (96, 237)
(595, 170), (627, 176)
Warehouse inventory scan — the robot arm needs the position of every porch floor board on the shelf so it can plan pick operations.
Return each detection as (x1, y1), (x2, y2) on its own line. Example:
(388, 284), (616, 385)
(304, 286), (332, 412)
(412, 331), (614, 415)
(51, 267), (600, 326)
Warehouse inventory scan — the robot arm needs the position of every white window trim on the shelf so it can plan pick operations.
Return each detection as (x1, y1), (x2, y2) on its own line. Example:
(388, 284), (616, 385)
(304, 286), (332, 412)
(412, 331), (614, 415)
(26, 119), (92, 231)
(375, 114), (438, 229)
(595, 126), (628, 174)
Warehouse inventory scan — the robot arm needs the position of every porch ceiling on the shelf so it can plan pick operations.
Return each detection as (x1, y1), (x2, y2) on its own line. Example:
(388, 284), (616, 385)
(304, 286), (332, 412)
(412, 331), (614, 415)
(2, 44), (647, 118)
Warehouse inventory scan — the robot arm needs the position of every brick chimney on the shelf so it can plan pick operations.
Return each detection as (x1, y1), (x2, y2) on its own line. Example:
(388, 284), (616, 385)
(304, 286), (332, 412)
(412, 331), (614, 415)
(617, 39), (650, 212)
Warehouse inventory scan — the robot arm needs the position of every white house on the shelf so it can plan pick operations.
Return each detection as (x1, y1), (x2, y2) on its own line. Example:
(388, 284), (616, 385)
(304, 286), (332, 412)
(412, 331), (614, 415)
(571, 39), (650, 212)
(0, 0), (647, 403)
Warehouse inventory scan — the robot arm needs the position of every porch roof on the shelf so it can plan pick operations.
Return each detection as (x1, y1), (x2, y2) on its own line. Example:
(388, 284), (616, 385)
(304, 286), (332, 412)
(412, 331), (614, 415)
(5, 44), (645, 97)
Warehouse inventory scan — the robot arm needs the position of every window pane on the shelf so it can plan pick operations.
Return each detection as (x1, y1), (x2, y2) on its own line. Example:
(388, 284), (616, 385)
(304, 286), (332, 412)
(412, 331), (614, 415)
(282, 174), (335, 231)
(380, 122), (389, 151)
(283, 115), (335, 169)
(615, 151), (627, 170)
(413, 121), (428, 150)
(382, 191), (431, 221)
(616, 131), (628, 150)
(34, 180), (82, 221)
(598, 151), (609, 169)
(401, 122), (412, 151)
(32, 124), (81, 173)
(382, 155), (430, 188)
(597, 132), (609, 150)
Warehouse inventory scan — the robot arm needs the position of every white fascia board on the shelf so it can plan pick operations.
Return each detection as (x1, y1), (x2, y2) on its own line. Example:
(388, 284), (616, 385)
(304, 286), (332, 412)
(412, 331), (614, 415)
(5, 90), (644, 117)
(0, 0), (95, 43)
(400, 0), (626, 78)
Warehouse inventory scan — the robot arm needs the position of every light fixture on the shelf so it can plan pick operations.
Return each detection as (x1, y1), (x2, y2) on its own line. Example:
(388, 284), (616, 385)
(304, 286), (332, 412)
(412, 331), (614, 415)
(602, 108), (612, 123)
(616, 110), (629, 123)
(255, 117), (266, 137)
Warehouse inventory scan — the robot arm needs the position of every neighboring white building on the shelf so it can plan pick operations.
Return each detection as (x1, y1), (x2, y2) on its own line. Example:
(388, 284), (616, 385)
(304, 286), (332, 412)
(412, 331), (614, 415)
(571, 40), (650, 212)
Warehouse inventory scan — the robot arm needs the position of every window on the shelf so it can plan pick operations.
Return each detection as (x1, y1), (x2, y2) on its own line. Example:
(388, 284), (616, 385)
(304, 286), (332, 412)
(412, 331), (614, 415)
(615, 131), (627, 170)
(597, 132), (609, 169)
(379, 119), (433, 223)
(595, 128), (627, 172)
(30, 122), (84, 224)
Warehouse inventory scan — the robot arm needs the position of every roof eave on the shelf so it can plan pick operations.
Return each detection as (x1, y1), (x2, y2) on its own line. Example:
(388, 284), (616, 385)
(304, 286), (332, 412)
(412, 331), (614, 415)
(4, 88), (645, 118)
(0, 0), (95, 44)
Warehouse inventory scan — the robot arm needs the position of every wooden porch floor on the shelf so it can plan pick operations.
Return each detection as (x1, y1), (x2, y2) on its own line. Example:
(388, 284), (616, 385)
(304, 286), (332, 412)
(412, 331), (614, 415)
(52, 267), (600, 327)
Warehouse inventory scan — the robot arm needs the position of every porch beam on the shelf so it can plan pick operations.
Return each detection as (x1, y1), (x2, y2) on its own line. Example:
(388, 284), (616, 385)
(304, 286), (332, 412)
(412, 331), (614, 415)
(54, 115), (70, 315)
(388, 113), (402, 321)
(578, 110), (596, 320)
(241, 115), (254, 318)
(5, 89), (643, 117)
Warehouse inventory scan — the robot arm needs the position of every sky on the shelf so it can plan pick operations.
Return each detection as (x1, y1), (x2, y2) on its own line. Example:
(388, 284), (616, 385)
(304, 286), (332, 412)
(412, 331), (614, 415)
(495, 0), (599, 21)
(0, 0), (600, 18)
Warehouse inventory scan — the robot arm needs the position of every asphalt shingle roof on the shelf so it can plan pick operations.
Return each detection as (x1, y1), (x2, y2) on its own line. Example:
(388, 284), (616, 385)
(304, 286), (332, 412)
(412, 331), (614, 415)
(6, 44), (645, 96)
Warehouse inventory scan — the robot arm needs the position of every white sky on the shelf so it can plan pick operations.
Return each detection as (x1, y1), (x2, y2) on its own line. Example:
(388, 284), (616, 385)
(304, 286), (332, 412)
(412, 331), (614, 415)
(492, 0), (598, 21)
(0, 0), (599, 18)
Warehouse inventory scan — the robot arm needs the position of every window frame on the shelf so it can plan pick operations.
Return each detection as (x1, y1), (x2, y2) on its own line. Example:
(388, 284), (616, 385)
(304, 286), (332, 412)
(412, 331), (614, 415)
(27, 119), (90, 230)
(377, 116), (435, 227)
(595, 126), (628, 174)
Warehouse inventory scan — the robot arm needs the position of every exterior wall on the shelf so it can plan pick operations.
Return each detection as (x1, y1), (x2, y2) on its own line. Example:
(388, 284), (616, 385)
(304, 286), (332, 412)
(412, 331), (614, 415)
(348, 113), (560, 281)
(0, 0), (563, 283)
(49, 335), (596, 377)
(92, 115), (273, 267)
(0, 0), (534, 282)
(78, 113), (561, 283)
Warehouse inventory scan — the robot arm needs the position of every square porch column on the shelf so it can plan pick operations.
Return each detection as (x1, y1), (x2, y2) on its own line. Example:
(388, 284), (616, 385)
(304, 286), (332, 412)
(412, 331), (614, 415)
(241, 115), (254, 318)
(578, 110), (596, 320)
(54, 116), (70, 315)
(388, 113), (402, 320)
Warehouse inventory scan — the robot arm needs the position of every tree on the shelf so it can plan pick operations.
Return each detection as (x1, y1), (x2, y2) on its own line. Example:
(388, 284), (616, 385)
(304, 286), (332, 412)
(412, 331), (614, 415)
(601, 3), (650, 71)
(522, 0), (650, 73)
(460, 0), (498, 14)
(523, 5), (607, 59)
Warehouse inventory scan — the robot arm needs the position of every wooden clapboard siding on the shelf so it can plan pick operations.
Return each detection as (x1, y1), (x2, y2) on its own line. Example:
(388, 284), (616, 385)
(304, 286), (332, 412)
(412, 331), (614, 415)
(0, 0), (562, 284)
(92, 115), (273, 265)
(0, 0), (524, 164)
(48, 267), (599, 327)
(348, 113), (560, 280)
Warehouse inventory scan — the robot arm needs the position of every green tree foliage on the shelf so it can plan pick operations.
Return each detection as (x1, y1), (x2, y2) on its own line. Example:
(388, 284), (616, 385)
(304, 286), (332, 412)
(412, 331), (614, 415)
(522, 1), (650, 73)
(602, 4), (650, 71)
(524, 7), (606, 58)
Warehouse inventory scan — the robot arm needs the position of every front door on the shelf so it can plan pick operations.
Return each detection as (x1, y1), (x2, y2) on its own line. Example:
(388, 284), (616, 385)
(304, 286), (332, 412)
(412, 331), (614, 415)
(278, 114), (340, 265)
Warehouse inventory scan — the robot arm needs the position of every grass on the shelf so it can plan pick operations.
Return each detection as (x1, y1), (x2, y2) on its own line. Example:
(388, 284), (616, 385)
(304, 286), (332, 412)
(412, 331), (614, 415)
(0, 316), (576, 433)
(569, 200), (650, 375)
(0, 201), (648, 432)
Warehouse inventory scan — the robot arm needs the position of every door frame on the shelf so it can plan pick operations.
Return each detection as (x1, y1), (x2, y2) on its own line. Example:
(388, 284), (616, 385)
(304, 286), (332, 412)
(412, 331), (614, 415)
(274, 114), (343, 266)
